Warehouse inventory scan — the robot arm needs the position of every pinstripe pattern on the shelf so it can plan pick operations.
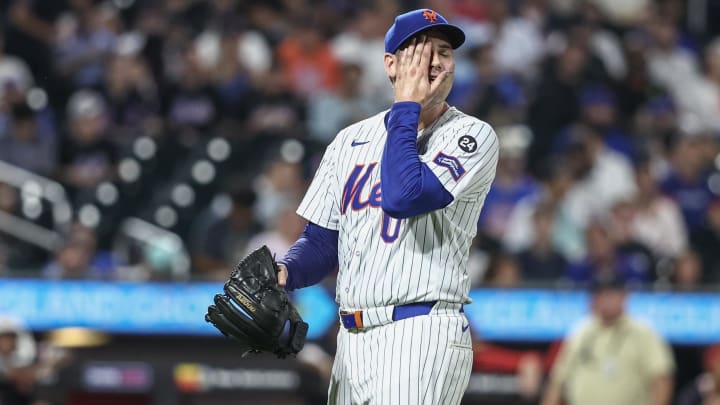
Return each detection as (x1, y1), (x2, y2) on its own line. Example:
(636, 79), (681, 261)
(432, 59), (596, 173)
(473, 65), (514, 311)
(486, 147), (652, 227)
(298, 107), (498, 309)
(327, 311), (473, 404)
(297, 106), (497, 404)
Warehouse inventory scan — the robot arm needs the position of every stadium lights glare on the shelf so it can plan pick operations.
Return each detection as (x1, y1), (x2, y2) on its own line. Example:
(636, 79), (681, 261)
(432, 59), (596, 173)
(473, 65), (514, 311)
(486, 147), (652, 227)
(118, 158), (141, 183)
(133, 137), (157, 161)
(207, 138), (231, 162)
(96, 182), (119, 206)
(78, 204), (101, 228)
(21, 197), (43, 220)
(171, 183), (195, 207)
(191, 160), (215, 184)
(155, 205), (178, 228)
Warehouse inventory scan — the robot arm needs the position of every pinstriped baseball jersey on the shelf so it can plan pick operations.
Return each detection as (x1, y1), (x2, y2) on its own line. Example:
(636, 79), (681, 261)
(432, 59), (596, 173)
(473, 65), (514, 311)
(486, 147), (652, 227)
(297, 105), (498, 311)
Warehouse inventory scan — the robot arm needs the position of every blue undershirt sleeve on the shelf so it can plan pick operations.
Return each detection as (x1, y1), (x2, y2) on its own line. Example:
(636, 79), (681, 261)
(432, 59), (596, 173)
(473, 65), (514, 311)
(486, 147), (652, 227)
(381, 101), (454, 219)
(277, 222), (339, 291)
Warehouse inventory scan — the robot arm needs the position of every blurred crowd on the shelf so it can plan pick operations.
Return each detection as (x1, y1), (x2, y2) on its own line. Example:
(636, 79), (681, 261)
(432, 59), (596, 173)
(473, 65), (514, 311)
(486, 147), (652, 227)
(0, 0), (719, 290)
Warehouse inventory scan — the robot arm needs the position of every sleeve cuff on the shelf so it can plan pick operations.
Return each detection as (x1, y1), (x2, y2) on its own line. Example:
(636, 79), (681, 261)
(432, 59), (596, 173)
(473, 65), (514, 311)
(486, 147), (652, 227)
(386, 102), (421, 130)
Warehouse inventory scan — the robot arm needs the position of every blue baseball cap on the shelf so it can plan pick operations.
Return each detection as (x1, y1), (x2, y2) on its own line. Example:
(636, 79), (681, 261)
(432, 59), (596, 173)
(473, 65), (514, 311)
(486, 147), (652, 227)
(385, 9), (465, 54)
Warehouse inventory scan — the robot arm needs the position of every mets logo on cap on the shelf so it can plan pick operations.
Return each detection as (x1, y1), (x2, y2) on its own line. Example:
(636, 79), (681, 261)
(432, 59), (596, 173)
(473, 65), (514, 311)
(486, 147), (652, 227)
(384, 8), (466, 53)
(422, 9), (438, 23)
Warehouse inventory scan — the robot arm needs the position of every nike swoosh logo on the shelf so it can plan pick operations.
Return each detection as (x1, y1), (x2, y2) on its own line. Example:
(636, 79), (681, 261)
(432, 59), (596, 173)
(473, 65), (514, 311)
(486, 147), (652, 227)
(351, 140), (370, 147)
(462, 324), (470, 332)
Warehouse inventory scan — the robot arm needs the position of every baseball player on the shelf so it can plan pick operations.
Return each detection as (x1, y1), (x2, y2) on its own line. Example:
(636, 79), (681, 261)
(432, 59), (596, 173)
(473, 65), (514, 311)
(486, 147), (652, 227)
(277, 9), (499, 404)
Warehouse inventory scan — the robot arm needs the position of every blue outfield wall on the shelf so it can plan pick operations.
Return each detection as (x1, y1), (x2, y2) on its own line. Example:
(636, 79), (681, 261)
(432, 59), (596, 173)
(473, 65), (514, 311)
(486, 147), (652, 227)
(0, 280), (719, 344)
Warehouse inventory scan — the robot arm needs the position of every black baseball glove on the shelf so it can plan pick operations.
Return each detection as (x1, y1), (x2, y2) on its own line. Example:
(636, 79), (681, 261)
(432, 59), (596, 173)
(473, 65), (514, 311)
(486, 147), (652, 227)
(205, 245), (308, 358)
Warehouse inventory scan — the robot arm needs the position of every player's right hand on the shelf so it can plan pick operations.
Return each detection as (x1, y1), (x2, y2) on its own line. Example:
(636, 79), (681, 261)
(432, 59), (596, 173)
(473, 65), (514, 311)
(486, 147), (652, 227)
(278, 263), (288, 287)
(393, 36), (450, 109)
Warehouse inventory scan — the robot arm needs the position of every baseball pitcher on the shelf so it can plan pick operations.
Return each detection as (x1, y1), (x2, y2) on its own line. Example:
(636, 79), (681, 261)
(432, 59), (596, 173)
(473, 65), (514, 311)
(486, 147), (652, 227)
(208, 8), (500, 405)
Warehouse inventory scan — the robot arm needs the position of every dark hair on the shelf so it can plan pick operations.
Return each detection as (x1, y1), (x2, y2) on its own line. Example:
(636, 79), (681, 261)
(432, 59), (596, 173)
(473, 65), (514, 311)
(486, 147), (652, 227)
(589, 273), (627, 293)
(231, 188), (257, 208)
(10, 102), (35, 121)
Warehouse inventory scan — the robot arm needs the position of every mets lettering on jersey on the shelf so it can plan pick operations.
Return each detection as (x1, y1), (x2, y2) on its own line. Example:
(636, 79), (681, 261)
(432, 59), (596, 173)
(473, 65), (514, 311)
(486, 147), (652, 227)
(296, 107), (499, 311)
(341, 163), (381, 213)
(340, 162), (402, 243)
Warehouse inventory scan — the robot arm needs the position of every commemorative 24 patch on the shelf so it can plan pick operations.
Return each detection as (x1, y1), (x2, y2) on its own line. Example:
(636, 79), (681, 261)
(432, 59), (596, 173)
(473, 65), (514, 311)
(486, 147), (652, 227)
(458, 135), (477, 153)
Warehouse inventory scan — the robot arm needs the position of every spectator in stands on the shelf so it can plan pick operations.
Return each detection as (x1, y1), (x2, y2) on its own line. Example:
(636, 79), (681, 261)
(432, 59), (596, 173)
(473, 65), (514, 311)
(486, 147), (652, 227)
(661, 133), (718, 236)
(479, 124), (538, 242)
(199, 0), (247, 35)
(42, 222), (114, 280)
(227, 26), (273, 81)
(526, 43), (589, 176)
(566, 219), (654, 286)
(244, 66), (306, 139)
(672, 37), (720, 134)
(482, 253), (522, 288)
(0, 32), (35, 119)
(617, 32), (656, 127)
(59, 89), (117, 195)
(3, 0), (66, 103)
(472, 0), (545, 80)
(503, 160), (584, 261)
(467, 229), (503, 288)
(0, 102), (57, 177)
(454, 43), (526, 124)
(0, 316), (70, 405)
(516, 201), (568, 283)
(576, 84), (635, 159)
(646, 13), (702, 108)
(54, 0), (118, 89)
(562, 123), (637, 230)
(190, 187), (259, 275)
(631, 158), (688, 259)
(0, 318), (35, 405)
(276, 19), (341, 99)
(307, 61), (377, 144)
(0, 31), (58, 158)
(331, 5), (395, 105)
(671, 250), (703, 291)
(253, 157), (305, 229)
(102, 34), (162, 146)
(573, 2), (627, 82)
(691, 199), (720, 284)
(676, 344), (720, 405)
(207, 32), (253, 124)
(541, 275), (674, 405)
(245, 2), (289, 48)
(162, 44), (221, 147)
(608, 199), (657, 276)
(244, 203), (305, 259)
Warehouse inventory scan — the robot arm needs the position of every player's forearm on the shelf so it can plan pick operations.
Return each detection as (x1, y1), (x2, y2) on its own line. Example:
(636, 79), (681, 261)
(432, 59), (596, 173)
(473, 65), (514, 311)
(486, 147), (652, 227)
(381, 102), (453, 218)
(278, 223), (339, 291)
(649, 375), (673, 405)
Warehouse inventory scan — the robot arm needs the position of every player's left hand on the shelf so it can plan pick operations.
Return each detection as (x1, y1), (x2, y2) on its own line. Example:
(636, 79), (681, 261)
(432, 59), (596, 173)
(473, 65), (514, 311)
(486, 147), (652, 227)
(393, 35), (451, 109)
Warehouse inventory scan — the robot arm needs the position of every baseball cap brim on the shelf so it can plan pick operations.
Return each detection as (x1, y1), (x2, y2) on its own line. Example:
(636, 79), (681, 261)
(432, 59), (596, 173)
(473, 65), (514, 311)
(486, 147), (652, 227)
(388, 24), (465, 54)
